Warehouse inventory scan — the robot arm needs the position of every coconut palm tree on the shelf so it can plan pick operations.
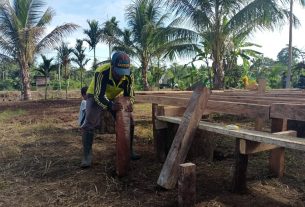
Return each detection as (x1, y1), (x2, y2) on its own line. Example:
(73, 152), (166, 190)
(286, 0), (305, 88)
(101, 17), (120, 60)
(166, 0), (296, 89)
(71, 39), (90, 88)
(114, 0), (197, 90)
(56, 42), (73, 99)
(83, 20), (103, 69)
(0, 0), (78, 100)
(36, 55), (57, 100)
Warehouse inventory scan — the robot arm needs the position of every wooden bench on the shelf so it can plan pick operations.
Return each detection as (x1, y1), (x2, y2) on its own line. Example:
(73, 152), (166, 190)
(156, 115), (305, 192)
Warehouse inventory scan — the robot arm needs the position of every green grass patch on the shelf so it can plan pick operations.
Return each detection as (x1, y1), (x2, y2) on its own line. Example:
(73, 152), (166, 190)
(0, 109), (27, 122)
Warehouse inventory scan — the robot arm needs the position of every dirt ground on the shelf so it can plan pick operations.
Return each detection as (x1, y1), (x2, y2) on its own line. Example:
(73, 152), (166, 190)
(0, 99), (305, 207)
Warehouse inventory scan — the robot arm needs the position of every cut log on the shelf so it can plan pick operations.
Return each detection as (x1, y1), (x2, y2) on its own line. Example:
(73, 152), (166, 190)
(115, 97), (131, 177)
(157, 86), (210, 189)
(178, 163), (196, 207)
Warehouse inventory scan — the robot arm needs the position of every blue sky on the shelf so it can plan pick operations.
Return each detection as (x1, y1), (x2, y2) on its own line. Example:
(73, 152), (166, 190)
(44, 0), (305, 68)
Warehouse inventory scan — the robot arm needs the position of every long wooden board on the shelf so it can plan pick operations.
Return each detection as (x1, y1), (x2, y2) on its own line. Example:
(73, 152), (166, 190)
(136, 96), (270, 119)
(270, 103), (305, 121)
(157, 116), (305, 151)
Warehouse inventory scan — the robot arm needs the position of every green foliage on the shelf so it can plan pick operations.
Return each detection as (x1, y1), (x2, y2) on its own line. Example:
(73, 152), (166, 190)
(224, 65), (244, 89)
(0, 79), (20, 90)
(0, 0), (78, 99)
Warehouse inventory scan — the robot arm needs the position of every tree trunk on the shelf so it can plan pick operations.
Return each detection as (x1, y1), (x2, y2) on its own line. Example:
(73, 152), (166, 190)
(108, 43), (112, 60)
(80, 68), (83, 88)
(212, 1), (224, 90)
(93, 47), (97, 69)
(45, 77), (48, 100)
(286, 0), (293, 88)
(142, 59), (149, 91)
(20, 60), (32, 100)
(212, 58), (224, 89)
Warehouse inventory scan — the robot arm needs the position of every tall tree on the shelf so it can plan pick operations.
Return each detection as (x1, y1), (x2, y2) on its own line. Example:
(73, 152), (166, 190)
(36, 55), (56, 100)
(56, 42), (73, 99)
(101, 17), (120, 60)
(71, 39), (90, 88)
(167, 0), (296, 89)
(114, 0), (197, 90)
(0, 0), (78, 100)
(83, 20), (103, 69)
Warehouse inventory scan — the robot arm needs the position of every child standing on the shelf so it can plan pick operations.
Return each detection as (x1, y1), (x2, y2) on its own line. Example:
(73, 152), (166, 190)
(78, 86), (88, 126)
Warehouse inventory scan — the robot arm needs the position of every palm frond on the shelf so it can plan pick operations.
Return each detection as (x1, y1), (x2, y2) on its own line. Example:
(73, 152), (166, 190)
(36, 7), (55, 27)
(36, 23), (79, 52)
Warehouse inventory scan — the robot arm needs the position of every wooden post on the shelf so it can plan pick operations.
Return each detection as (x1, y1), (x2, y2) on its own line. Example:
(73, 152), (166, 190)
(115, 97), (131, 177)
(255, 79), (266, 131)
(258, 79), (267, 94)
(152, 104), (169, 162)
(157, 87), (210, 189)
(270, 118), (288, 177)
(178, 163), (196, 207)
(232, 138), (248, 193)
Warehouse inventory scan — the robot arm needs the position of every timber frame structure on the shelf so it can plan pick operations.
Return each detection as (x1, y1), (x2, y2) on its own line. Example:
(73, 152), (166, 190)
(135, 80), (305, 193)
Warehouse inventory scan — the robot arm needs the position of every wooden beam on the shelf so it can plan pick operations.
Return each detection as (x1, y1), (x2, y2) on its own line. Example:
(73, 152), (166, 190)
(232, 139), (248, 193)
(269, 119), (289, 178)
(271, 103), (305, 121)
(115, 97), (131, 177)
(157, 87), (210, 189)
(164, 106), (186, 117)
(206, 101), (270, 119)
(239, 131), (296, 154)
(137, 95), (270, 119)
(178, 163), (196, 207)
(156, 116), (305, 151)
(152, 104), (168, 162)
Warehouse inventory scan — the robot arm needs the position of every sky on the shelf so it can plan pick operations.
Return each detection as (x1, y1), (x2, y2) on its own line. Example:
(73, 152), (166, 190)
(44, 0), (305, 68)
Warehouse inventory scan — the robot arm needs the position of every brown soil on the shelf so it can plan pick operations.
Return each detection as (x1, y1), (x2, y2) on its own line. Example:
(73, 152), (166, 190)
(0, 99), (305, 207)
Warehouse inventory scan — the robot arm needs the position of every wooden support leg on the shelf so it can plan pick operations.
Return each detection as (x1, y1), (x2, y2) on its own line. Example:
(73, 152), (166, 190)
(270, 118), (287, 177)
(152, 104), (168, 162)
(269, 147), (285, 177)
(232, 139), (248, 194)
(178, 163), (196, 207)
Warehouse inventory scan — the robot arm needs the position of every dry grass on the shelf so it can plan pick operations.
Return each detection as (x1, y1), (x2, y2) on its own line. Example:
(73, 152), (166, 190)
(0, 100), (305, 206)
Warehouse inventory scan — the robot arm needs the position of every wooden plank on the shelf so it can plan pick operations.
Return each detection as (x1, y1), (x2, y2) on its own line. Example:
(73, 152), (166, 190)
(178, 163), (196, 207)
(271, 104), (305, 121)
(164, 106), (186, 117)
(136, 95), (270, 119)
(157, 87), (210, 189)
(206, 101), (270, 119)
(136, 95), (188, 106)
(157, 116), (305, 151)
(239, 131), (297, 154)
